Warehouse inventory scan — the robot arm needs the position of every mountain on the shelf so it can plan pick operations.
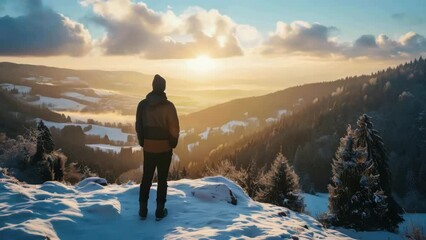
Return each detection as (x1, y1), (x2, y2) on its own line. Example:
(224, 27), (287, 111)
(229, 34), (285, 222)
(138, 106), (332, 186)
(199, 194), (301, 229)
(0, 171), (351, 239)
(205, 57), (426, 211)
(0, 62), (268, 116)
(180, 79), (356, 130)
(0, 89), (68, 137)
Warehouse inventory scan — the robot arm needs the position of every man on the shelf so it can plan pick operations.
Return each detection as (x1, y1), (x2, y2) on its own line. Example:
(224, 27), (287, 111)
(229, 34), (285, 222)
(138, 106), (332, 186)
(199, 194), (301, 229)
(136, 74), (179, 221)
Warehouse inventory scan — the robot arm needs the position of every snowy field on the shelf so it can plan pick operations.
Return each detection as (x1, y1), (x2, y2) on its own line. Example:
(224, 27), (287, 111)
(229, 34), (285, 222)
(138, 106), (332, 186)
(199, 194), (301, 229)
(0, 83), (32, 94)
(302, 193), (426, 240)
(62, 92), (101, 103)
(42, 120), (133, 142)
(29, 96), (86, 111)
(86, 144), (142, 154)
(0, 173), (351, 240)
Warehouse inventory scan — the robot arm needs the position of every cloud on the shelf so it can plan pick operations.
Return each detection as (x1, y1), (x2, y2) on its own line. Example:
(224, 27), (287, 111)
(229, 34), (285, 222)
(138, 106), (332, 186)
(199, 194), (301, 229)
(83, 0), (246, 59)
(346, 32), (426, 59)
(0, 0), (92, 56)
(261, 21), (341, 56)
(260, 20), (426, 60)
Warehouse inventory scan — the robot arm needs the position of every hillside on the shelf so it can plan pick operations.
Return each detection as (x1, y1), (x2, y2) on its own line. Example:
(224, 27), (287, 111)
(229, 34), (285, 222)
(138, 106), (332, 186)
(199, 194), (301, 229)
(0, 62), (267, 116)
(180, 78), (369, 130)
(206, 58), (426, 211)
(0, 171), (350, 240)
(0, 89), (68, 137)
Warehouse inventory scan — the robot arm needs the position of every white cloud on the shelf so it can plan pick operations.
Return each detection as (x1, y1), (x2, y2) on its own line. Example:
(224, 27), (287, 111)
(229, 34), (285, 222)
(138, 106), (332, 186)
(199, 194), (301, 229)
(260, 20), (426, 60)
(261, 21), (340, 56)
(0, 0), (92, 56)
(83, 0), (246, 59)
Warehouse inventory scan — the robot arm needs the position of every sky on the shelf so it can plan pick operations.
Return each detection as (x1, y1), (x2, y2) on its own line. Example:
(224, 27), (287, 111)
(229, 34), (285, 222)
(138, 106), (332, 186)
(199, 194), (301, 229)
(0, 0), (425, 90)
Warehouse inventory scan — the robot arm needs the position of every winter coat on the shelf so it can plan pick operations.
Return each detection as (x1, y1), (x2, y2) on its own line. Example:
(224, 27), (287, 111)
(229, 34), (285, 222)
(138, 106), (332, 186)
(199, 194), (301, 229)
(135, 91), (179, 153)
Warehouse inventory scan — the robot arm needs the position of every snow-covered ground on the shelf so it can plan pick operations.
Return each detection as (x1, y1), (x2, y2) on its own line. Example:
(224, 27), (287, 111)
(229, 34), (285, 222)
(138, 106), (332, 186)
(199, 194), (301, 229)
(302, 193), (426, 240)
(29, 96), (86, 111)
(0, 83), (32, 94)
(187, 141), (200, 152)
(0, 173), (350, 240)
(220, 120), (248, 133)
(62, 92), (101, 103)
(86, 144), (142, 154)
(91, 88), (118, 96)
(42, 120), (133, 142)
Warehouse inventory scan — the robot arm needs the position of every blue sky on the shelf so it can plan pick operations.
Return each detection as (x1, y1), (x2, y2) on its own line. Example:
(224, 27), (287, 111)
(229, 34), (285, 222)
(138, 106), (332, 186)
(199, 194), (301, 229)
(38, 0), (426, 41)
(1, 0), (425, 84)
(2, 0), (425, 41)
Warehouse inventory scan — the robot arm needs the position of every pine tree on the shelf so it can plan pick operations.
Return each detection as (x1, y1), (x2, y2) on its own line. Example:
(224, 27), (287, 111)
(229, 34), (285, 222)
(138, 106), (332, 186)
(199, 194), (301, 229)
(328, 126), (390, 230)
(38, 120), (54, 153)
(257, 152), (304, 212)
(354, 114), (403, 229)
(34, 120), (54, 162)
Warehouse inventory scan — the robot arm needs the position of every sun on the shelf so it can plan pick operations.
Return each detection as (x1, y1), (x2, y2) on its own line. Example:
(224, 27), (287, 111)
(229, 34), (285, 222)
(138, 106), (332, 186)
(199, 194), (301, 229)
(186, 55), (216, 73)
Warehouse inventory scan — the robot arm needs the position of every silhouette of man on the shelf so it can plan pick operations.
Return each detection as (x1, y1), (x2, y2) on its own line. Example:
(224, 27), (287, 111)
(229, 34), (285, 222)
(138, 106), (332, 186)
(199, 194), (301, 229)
(136, 74), (179, 220)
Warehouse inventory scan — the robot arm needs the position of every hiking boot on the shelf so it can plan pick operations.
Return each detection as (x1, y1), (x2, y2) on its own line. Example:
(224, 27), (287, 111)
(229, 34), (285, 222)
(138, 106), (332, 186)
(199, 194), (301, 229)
(155, 202), (168, 221)
(139, 201), (148, 219)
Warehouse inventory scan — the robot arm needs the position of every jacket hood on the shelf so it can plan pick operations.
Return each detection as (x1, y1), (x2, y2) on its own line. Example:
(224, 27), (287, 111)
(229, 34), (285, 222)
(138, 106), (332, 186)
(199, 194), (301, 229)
(146, 91), (167, 106)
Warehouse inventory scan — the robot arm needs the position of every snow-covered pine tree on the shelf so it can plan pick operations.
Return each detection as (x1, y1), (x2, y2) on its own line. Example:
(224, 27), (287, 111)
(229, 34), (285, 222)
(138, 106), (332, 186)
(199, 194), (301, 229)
(354, 114), (403, 230)
(34, 120), (54, 162)
(328, 126), (389, 230)
(257, 152), (304, 212)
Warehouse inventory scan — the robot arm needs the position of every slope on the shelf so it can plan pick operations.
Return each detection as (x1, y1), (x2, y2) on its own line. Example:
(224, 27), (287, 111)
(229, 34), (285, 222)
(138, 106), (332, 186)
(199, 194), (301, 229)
(206, 58), (426, 210)
(0, 171), (351, 240)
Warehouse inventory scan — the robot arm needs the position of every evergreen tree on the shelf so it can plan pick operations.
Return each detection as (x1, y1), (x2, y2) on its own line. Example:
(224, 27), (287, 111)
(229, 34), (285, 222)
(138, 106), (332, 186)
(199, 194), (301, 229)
(354, 114), (403, 229)
(257, 152), (304, 212)
(33, 120), (54, 162)
(328, 126), (390, 230)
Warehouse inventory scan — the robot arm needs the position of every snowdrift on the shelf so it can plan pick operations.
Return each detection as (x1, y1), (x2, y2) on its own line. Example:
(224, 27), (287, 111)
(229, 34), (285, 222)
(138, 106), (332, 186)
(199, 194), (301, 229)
(0, 172), (351, 239)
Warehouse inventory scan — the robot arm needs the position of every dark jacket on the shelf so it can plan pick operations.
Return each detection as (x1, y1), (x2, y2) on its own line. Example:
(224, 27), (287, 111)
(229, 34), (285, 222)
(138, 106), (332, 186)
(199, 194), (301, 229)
(135, 92), (179, 153)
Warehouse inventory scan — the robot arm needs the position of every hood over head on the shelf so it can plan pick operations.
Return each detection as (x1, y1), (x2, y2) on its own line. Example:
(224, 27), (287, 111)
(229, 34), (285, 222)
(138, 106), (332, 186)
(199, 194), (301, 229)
(152, 74), (166, 93)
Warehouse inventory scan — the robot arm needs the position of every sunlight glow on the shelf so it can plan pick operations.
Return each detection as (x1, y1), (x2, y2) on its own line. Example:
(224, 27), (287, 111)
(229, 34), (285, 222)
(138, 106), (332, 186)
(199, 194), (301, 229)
(186, 55), (217, 73)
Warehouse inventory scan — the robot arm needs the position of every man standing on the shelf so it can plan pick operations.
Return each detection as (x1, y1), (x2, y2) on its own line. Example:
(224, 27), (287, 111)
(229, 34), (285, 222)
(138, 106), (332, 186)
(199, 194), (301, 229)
(136, 74), (179, 221)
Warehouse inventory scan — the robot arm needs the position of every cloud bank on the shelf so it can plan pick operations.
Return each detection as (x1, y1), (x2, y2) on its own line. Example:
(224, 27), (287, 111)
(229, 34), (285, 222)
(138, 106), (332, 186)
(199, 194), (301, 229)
(84, 0), (253, 59)
(0, 0), (92, 56)
(261, 20), (426, 59)
(0, 0), (424, 60)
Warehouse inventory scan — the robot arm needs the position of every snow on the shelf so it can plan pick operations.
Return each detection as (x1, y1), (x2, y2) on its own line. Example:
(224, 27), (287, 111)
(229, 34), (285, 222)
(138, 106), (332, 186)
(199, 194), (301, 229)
(277, 109), (289, 117)
(41, 120), (133, 142)
(220, 120), (248, 133)
(86, 144), (123, 154)
(62, 92), (101, 103)
(199, 127), (211, 140)
(86, 144), (142, 154)
(187, 141), (200, 152)
(302, 192), (426, 239)
(91, 88), (118, 96)
(0, 173), (352, 240)
(85, 125), (131, 142)
(0, 83), (32, 94)
(302, 193), (329, 218)
(36, 82), (55, 86)
(29, 95), (86, 111)
(23, 76), (37, 81)
(265, 117), (278, 124)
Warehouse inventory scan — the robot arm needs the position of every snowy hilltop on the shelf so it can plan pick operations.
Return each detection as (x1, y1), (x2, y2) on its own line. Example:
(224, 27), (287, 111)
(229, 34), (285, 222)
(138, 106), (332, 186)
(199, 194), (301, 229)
(0, 171), (351, 240)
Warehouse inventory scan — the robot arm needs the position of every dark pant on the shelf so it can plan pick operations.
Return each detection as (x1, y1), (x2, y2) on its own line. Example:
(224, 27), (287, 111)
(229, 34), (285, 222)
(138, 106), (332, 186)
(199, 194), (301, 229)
(139, 150), (172, 204)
